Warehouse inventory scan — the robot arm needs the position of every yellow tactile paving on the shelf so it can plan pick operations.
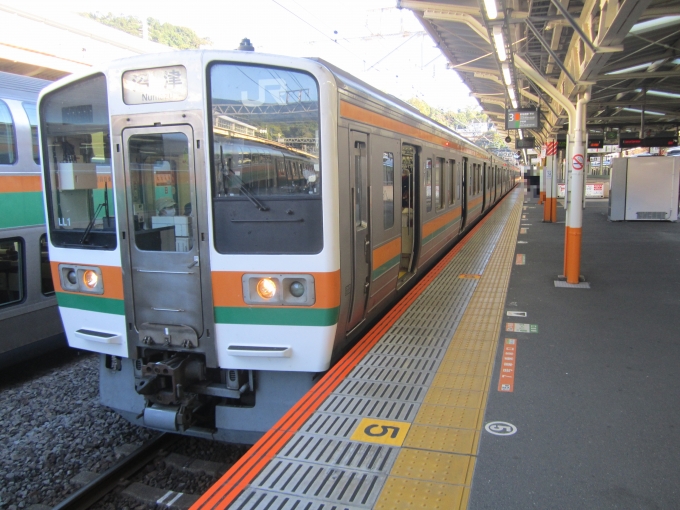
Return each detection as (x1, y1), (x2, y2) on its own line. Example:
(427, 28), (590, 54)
(375, 478), (465, 510)
(375, 191), (524, 510)
(390, 449), (472, 484)
(415, 404), (481, 429)
(423, 387), (485, 408)
(402, 424), (477, 454)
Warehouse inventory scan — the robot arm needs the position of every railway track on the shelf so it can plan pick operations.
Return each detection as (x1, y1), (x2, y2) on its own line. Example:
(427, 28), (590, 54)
(53, 433), (179, 510)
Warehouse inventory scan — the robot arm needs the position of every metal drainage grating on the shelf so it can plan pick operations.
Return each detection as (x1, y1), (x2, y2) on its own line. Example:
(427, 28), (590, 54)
(345, 366), (436, 386)
(229, 489), (367, 510)
(334, 380), (429, 402)
(356, 354), (439, 372)
(279, 433), (398, 474)
(301, 413), (361, 438)
(244, 460), (385, 508)
(319, 395), (420, 421)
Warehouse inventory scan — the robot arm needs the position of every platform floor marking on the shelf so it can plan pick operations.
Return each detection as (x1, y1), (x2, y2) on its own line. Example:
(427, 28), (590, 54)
(377, 190), (523, 510)
(516, 254), (526, 265)
(505, 323), (538, 333)
(350, 418), (412, 446)
(520, 228), (528, 234)
(498, 339), (517, 392)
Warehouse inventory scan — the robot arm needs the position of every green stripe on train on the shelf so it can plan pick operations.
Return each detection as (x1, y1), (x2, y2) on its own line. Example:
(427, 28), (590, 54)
(372, 255), (400, 281)
(215, 306), (339, 327)
(422, 214), (461, 246)
(56, 292), (125, 315)
(0, 192), (45, 229)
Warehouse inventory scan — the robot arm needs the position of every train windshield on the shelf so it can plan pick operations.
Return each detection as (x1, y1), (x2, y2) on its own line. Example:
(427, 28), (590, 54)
(209, 64), (320, 197)
(40, 74), (116, 250)
(208, 63), (323, 254)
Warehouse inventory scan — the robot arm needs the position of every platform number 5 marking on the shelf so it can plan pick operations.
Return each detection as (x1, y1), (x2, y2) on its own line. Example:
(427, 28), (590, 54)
(350, 418), (411, 446)
(364, 424), (400, 438)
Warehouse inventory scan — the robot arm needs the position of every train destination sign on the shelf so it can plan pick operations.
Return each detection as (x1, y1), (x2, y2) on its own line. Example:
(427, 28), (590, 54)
(506, 108), (540, 130)
(123, 65), (188, 105)
(587, 138), (604, 149)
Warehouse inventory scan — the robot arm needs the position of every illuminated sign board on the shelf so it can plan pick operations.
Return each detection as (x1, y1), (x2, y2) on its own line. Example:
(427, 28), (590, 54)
(619, 137), (678, 148)
(588, 138), (604, 149)
(516, 137), (536, 149)
(557, 134), (567, 150)
(505, 108), (540, 130)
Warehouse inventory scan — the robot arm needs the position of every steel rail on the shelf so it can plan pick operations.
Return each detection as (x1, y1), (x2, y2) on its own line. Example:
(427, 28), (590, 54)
(52, 433), (177, 510)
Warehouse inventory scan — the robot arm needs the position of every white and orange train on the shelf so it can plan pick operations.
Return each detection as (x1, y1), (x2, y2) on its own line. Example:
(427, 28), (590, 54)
(38, 50), (519, 443)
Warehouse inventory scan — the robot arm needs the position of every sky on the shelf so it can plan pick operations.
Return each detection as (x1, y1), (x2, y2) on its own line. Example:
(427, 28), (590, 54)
(17, 0), (479, 112)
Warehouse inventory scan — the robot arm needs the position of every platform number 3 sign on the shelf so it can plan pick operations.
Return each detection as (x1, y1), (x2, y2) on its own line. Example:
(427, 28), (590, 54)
(350, 418), (411, 446)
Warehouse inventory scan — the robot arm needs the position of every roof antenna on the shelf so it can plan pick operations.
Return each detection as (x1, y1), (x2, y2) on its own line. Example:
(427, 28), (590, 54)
(237, 38), (255, 52)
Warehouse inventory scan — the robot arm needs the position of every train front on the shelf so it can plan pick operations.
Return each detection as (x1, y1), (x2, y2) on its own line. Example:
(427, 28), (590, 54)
(38, 52), (340, 443)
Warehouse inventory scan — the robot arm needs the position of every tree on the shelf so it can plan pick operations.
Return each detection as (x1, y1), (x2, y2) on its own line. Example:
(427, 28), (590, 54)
(84, 13), (211, 49)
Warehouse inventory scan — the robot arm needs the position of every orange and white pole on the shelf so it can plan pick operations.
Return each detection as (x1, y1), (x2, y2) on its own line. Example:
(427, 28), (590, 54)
(544, 141), (557, 222)
(565, 91), (590, 284)
(539, 160), (545, 204)
(550, 141), (558, 222)
(543, 144), (552, 221)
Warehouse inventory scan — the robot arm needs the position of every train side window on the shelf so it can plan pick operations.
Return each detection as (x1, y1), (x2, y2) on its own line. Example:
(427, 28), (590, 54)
(0, 238), (24, 307)
(383, 152), (394, 229)
(425, 158), (432, 212)
(39, 234), (54, 295)
(435, 157), (444, 211)
(456, 161), (461, 200)
(22, 102), (40, 164)
(0, 100), (16, 165)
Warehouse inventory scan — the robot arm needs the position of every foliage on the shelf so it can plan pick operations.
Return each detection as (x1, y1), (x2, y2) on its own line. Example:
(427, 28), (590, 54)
(406, 97), (509, 150)
(83, 13), (211, 49)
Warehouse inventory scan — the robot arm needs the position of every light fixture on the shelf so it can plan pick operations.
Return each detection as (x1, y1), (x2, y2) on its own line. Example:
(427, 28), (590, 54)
(493, 26), (506, 61)
(518, 129), (524, 140)
(484, 0), (498, 19)
(83, 270), (99, 289)
(502, 63), (512, 85)
(511, 99), (518, 108)
(508, 88), (516, 100)
(256, 278), (277, 299)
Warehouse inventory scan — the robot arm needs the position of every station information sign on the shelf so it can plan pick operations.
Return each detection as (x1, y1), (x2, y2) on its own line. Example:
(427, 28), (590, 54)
(516, 137), (536, 149)
(619, 136), (678, 148)
(588, 138), (604, 149)
(505, 108), (541, 130)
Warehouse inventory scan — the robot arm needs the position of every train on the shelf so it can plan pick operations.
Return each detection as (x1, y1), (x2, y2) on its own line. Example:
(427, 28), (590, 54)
(38, 50), (519, 443)
(0, 71), (65, 369)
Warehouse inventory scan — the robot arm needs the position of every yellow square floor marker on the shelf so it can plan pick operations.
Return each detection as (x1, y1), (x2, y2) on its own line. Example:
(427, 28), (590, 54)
(350, 417), (411, 446)
(458, 273), (481, 279)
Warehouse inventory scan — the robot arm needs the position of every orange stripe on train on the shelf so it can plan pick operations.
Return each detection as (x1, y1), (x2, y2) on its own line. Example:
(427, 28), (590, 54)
(340, 102), (486, 159)
(212, 270), (341, 308)
(423, 206), (461, 238)
(0, 175), (43, 193)
(372, 238), (400, 269)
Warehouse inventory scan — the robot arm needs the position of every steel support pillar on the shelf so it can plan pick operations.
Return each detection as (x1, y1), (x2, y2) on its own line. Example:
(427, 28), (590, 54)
(565, 92), (590, 284)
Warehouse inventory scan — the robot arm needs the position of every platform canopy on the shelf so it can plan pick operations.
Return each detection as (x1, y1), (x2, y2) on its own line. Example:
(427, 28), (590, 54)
(399, 0), (680, 145)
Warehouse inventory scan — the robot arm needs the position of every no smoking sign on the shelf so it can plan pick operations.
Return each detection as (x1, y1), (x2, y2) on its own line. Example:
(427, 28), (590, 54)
(572, 154), (584, 171)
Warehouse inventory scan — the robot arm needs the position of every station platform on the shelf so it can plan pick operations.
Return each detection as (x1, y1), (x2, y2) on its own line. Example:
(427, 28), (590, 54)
(192, 186), (680, 509)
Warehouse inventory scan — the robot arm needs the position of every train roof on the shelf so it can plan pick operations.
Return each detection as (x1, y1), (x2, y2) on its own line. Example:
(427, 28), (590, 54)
(0, 71), (51, 102)
(308, 57), (487, 157)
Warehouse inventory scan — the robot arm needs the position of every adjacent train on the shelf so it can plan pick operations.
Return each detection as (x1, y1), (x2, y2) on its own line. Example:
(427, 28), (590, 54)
(38, 51), (519, 443)
(0, 71), (64, 369)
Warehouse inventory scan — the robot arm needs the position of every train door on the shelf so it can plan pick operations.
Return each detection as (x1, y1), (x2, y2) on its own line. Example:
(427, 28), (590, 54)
(482, 163), (487, 211)
(399, 144), (417, 280)
(122, 125), (205, 347)
(348, 131), (370, 331)
(461, 157), (468, 229)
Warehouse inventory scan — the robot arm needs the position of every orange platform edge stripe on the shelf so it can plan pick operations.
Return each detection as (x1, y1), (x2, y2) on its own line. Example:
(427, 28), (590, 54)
(212, 270), (341, 308)
(0, 175), (43, 193)
(49, 262), (125, 300)
(191, 190), (516, 510)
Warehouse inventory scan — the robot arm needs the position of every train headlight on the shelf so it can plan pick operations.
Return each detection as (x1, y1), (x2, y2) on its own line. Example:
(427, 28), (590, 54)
(289, 281), (305, 297)
(83, 270), (99, 289)
(256, 278), (277, 299)
(66, 270), (77, 285)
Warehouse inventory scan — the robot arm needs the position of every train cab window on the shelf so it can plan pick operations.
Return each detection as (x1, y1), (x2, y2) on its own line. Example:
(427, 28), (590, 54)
(425, 158), (432, 212)
(39, 234), (54, 295)
(435, 157), (444, 211)
(40, 74), (116, 250)
(0, 100), (16, 165)
(209, 63), (322, 254)
(383, 152), (394, 229)
(22, 102), (40, 164)
(0, 238), (23, 307)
